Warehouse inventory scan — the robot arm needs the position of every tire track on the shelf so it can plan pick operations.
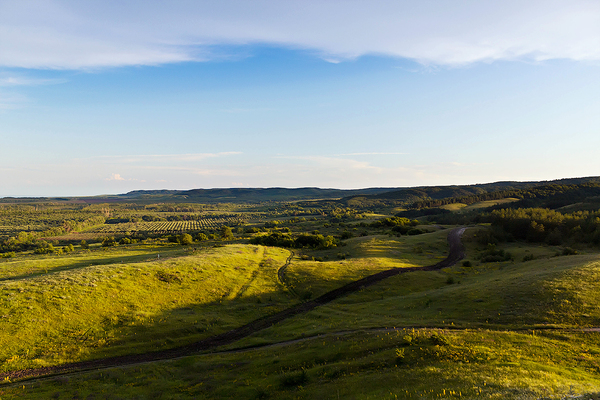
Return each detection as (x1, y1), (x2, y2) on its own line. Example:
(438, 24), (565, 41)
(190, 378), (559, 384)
(277, 250), (299, 298)
(0, 227), (466, 383)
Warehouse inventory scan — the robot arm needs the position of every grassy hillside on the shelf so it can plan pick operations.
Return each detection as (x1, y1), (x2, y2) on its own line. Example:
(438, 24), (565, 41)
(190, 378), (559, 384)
(1, 228), (600, 398)
(0, 243), (292, 371)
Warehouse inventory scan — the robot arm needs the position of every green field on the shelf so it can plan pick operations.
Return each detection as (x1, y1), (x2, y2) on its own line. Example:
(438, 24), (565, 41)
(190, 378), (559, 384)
(1, 189), (600, 398)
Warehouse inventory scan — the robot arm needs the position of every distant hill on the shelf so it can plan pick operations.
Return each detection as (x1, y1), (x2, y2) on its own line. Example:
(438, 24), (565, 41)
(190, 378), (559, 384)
(115, 187), (398, 203)
(2, 176), (599, 205)
(340, 177), (600, 208)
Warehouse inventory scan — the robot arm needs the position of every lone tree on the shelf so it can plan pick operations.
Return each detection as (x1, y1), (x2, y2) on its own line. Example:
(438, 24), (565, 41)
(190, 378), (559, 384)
(220, 226), (234, 240)
(180, 233), (193, 245)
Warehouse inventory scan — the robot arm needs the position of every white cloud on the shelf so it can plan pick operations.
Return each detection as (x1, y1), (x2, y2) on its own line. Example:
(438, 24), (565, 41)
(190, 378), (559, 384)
(1, 0), (599, 69)
(106, 173), (125, 181)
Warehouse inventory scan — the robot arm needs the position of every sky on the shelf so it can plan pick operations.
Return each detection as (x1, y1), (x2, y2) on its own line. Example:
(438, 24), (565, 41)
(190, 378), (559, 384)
(1, 0), (600, 197)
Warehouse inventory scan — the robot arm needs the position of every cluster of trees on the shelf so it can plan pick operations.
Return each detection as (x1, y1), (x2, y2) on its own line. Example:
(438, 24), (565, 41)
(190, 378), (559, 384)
(370, 217), (424, 235)
(483, 208), (600, 246)
(408, 182), (600, 211)
(250, 232), (338, 249)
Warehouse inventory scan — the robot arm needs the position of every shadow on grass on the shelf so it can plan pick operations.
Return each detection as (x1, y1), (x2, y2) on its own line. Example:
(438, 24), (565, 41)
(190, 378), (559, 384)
(0, 246), (198, 282)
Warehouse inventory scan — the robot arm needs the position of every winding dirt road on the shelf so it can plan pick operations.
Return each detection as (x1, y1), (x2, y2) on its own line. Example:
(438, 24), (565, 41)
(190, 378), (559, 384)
(1, 227), (466, 383)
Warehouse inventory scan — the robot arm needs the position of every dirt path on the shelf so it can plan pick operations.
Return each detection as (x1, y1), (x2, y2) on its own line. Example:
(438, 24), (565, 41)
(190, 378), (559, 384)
(277, 250), (299, 298)
(0, 227), (466, 383)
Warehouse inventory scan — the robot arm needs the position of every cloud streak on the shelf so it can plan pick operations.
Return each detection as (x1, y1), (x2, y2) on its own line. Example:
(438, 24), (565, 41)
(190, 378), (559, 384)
(1, 1), (599, 69)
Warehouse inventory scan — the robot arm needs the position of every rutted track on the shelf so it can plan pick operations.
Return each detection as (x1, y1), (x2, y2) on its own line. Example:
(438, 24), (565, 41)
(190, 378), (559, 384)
(277, 250), (299, 298)
(1, 227), (466, 383)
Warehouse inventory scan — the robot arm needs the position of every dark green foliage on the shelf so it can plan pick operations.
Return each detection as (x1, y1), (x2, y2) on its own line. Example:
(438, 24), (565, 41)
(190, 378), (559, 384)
(340, 231), (353, 240)
(562, 247), (578, 256)
(522, 253), (535, 262)
(250, 232), (337, 249)
(196, 233), (209, 241)
(220, 226), (234, 240)
(479, 243), (513, 263)
(371, 216), (418, 229)
(462, 260), (472, 267)
(101, 237), (118, 247)
(484, 207), (600, 246)
(279, 369), (308, 388)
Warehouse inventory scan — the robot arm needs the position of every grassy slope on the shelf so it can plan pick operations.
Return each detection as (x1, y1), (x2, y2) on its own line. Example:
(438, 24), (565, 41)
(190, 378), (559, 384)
(0, 244), (292, 371)
(2, 229), (600, 398)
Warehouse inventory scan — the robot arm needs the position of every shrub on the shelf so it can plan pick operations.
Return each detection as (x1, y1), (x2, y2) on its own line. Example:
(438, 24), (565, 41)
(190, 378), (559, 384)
(429, 333), (450, 346)
(462, 260), (472, 267)
(562, 247), (578, 256)
(280, 370), (308, 388)
(179, 233), (193, 245)
(340, 231), (353, 240)
(522, 253), (535, 262)
(101, 237), (117, 247)
(196, 233), (209, 241)
(395, 348), (406, 364)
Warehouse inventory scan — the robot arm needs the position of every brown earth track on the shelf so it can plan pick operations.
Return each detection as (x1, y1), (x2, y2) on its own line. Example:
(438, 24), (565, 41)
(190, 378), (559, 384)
(1, 227), (466, 383)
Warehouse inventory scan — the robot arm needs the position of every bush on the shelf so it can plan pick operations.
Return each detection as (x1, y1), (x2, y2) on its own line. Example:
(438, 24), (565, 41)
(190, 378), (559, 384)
(429, 333), (450, 346)
(479, 243), (512, 263)
(522, 253), (535, 262)
(395, 348), (406, 364)
(340, 231), (353, 240)
(179, 233), (193, 245)
(562, 247), (578, 256)
(101, 237), (117, 247)
(196, 233), (209, 241)
(462, 260), (472, 268)
(280, 370), (308, 388)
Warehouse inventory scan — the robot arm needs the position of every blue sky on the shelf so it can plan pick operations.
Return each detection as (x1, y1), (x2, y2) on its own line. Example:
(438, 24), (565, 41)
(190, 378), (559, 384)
(1, 1), (599, 196)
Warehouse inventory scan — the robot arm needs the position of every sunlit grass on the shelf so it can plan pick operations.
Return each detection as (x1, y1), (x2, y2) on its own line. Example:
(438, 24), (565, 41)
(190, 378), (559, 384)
(0, 244), (292, 371)
(3, 328), (599, 399)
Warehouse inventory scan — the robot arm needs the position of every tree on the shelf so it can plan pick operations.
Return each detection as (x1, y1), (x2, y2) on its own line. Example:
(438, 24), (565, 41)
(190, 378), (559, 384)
(220, 226), (234, 240)
(180, 233), (193, 245)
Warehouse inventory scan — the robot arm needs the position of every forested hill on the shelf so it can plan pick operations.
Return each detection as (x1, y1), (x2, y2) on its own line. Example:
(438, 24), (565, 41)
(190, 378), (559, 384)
(118, 187), (397, 203)
(340, 177), (600, 208)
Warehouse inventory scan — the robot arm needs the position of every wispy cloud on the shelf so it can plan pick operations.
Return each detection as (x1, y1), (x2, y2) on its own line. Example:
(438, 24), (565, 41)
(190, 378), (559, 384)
(0, 76), (67, 87)
(336, 152), (407, 156)
(87, 152), (242, 164)
(1, 1), (599, 69)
